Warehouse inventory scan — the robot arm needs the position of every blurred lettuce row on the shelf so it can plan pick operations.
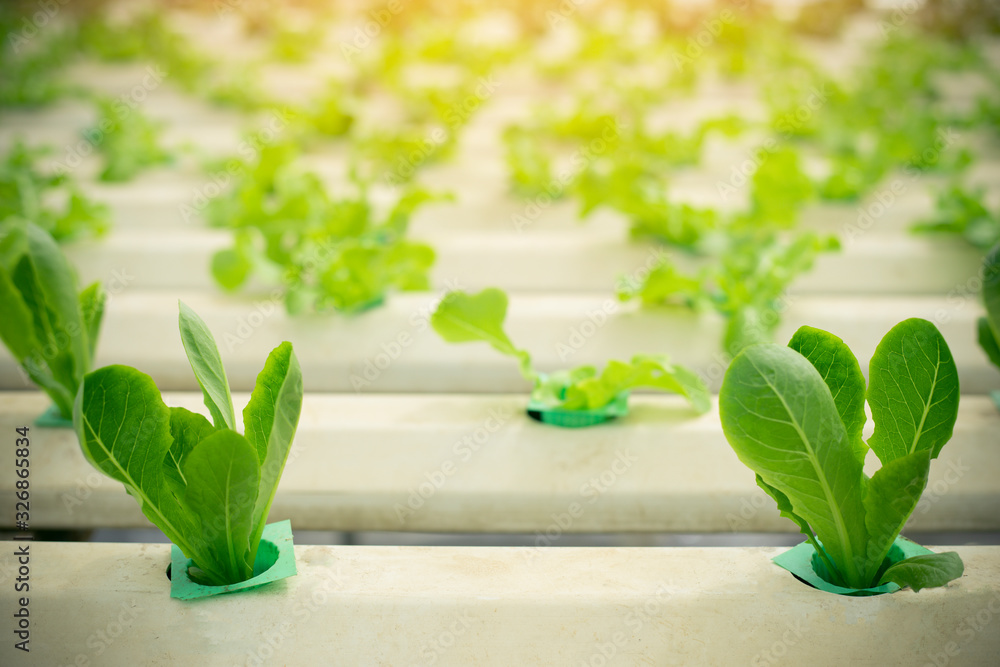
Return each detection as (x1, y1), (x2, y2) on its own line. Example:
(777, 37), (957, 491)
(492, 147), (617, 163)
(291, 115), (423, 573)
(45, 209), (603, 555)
(913, 185), (1000, 252)
(205, 141), (443, 315)
(0, 141), (110, 243)
(499, 13), (996, 358)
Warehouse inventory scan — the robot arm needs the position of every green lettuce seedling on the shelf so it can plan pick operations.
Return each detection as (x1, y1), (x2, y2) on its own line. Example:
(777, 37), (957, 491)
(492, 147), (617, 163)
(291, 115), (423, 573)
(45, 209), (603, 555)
(978, 244), (1000, 377)
(913, 186), (1000, 251)
(74, 302), (303, 586)
(720, 319), (964, 592)
(0, 223), (104, 420)
(1, 141), (110, 243)
(619, 230), (838, 356)
(89, 97), (172, 182)
(431, 288), (710, 414)
(206, 142), (438, 314)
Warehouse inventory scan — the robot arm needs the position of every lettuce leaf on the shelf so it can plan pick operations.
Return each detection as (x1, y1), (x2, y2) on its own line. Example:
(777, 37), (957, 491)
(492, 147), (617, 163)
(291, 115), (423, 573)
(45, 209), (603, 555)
(536, 355), (710, 413)
(431, 287), (534, 380)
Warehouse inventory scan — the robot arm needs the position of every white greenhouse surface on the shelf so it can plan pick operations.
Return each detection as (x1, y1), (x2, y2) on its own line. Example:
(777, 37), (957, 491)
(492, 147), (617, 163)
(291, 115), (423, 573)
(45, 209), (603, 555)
(1, 290), (996, 393)
(57, 225), (985, 295)
(1, 542), (997, 666)
(3, 392), (997, 533)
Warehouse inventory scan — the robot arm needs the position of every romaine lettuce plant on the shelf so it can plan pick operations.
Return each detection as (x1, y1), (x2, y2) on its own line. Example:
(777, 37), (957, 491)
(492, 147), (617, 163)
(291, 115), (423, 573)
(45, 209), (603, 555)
(431, 288), (710, 414)
(0, 223), (104, 420)
(720, 318), (964, 591)
(74, 302), (303, 586)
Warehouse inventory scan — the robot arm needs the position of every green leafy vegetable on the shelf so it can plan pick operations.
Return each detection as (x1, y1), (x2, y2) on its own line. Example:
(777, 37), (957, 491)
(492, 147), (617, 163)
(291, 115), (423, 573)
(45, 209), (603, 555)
(0, 142), (110, 243)
(720, 319), (963, 592)
(912, 186), (1000, 252)
(268, 21), (325, 63)
(179, 302), (236, 431)
(0, 7), (78, 107)
(0, 223), (104, 420)
(536, 355), (711, 414)
(620, 231), (839, 356)
(88, 97), (173, 182)
(75, 11), (214, 97)
(74, 303), (303, 586)
(878, 552), (966, 592)
(978, 243), (1000, 373)
(431, 287), (533, 379)
(431, 288), (710, 414)
(206, 142), (439, 314)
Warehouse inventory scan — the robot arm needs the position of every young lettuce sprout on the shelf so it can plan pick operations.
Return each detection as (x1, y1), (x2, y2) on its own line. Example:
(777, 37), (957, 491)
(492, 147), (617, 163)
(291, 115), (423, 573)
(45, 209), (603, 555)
(720, 319), (964, 592)
(431, 288), (710, 415)
(74, 302), (303, 586)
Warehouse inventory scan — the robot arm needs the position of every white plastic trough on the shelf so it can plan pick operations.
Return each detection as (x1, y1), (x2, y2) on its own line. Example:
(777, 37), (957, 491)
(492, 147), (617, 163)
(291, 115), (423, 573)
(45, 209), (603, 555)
(2, 392), (997, 533)
(0, 290), (995, 394)
(60, 226), (984, 296)
(0, 542), (997, 666)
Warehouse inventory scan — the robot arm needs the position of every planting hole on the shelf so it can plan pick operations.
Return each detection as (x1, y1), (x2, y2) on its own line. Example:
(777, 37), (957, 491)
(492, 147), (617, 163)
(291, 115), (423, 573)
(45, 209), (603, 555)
(165, 539), (281, 586)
